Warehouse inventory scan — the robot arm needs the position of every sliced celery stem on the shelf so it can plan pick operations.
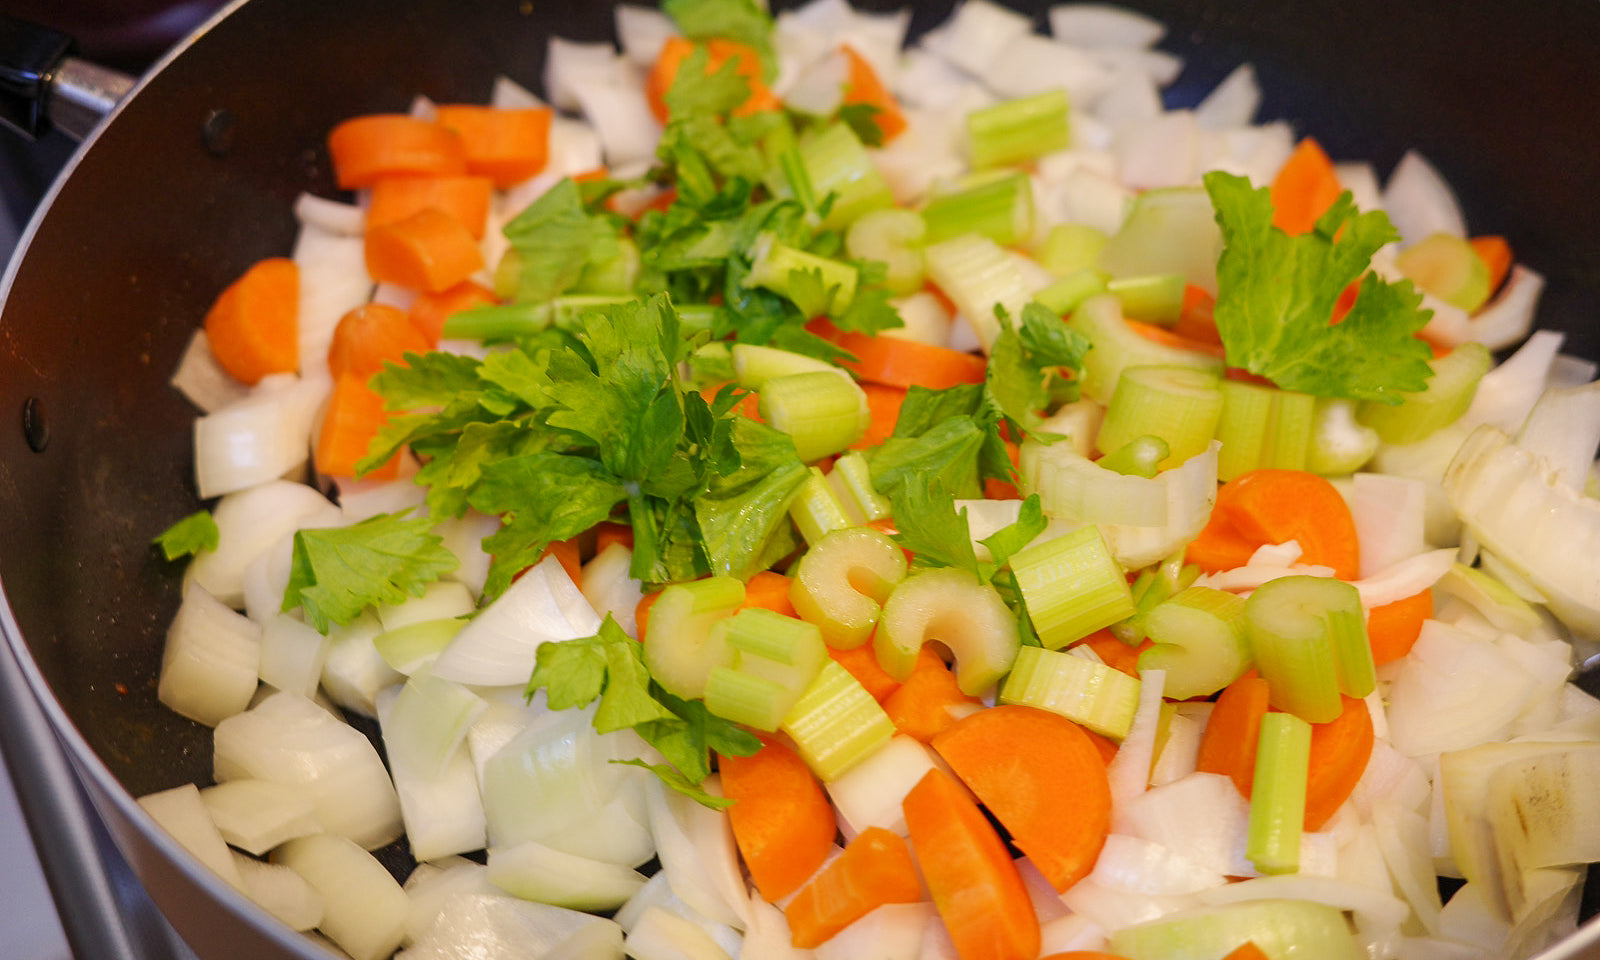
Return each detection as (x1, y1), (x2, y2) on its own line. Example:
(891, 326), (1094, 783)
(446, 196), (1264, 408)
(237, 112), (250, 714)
(1266, 389), (1315, 470)
(1106, 273), (1186, 326)
(1307, 398), (1380, 476)
(1066, 294), (1223, 405)
(1034, 269), (1109, 317)
(874, 567), (1022, 695)
(966, 89), (1071, 169)
(920, 170), (1036, 248)
(1214, 380), (1315, 480)
(640, 576), (745, 700)
(778, 146), (819, 213)
(1244, 575), (1373, 724)
(781, 659), (896, 781)
(998, 645), (1141, 741)
(790, 466), (854, 545)
(704, 608), (826, 732)
(1098, 436), (1169, 479)
(744, 231), (859, 319)
(1035, 223), (1108, 278)
(1357, 341), (1491, 445)
(1097, 365), (1224, 471)
(766, 122), (894, 230)
(790, 525), (908, 648)
(442, 296), (634, 341)
(827, 450), (891, 523)
(1247, 712), (1312, 875)
(1136, 586), (1250, 700)
(846, 208), (928, 296)
(1010, 526), (1137, 649)
(1113, 550), (1200, 644)
(732, 343), (837, 390)
(758, 370), (868, 463)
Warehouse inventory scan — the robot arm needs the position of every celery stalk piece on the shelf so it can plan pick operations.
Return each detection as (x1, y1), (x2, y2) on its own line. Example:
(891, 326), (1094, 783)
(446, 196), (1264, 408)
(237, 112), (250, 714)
(846, 208), (928, 296)
(743, 231), (859, 319)
(1096, 365), (1224, 470)
(1010, 526), (1137, 650)
(789, 466), (854, 545)
(703, 608), (827, 732)
(703, 669), (791, 733)
(1096, 185), (1223, 295)
(1395, 233), (1492, 312)
(998, 645), (1141, 741)
(921, 234), (1033, 352)
(1108, 898), (1365, 960)
(1033, 268), (1109, 317)
(1066, 293), (1224, 405)
(1306, 398), (1380, 476)
(765, 122), (895, 230)
(965, 89), (1071, 169)
(1243, 575), (1372, 724)
(1137, 586), (1250, 700)
(1264, 389), (1315, 471)
(1358, 341), (1491, 445)
(921, 170), (1036, 248)
(781, 659), (896, 781)
(1034, 223), (1108, 278)
(1098, 436), (1170, 479)
(1106, 273), (1187, 326)
(1215, 379), (1275, 482)
(640, 576), (745, 700)
(573, 236), (640, 295)
(1246, 712), (1312, 875)
(731, 343), (838, 390)
(874, 567), (1021, 695)
(758, 370), (868, 463)
(790, 526), (908, 648)
(826, 450), (891, 523)
(442, 295), (633, 341)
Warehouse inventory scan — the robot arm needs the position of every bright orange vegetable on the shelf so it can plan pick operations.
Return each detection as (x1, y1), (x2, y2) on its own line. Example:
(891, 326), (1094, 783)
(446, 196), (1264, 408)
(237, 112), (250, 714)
(828, 642), (902, 703)
(852, 382), (908, 450)
(635, 589), (661, 640)
(1270, 137), (1342, 236)
(839, 45), (907, 143)
(326, 115), (466, 190)
(1187, 469), (1362, 580)
(432, 104), (553, 188)
(1195, 674), (1271, 798)
(366, 174), (494, 239)
(315, 372), (400, 480)
(540, 538), (583, 586)
(1304, 694), (1375, 830)
(364, 207), (486, 293)
(830, 329), (989, 391)
(1469, 235), (1513, 294)
(1071, 628), (1146, 679)
(327, 303), (432, 381)
(1222, 944), (1272, 960)
(1366, 588), (1432, 665)
(784, 826), (923, 948)
(645, 37), (780, 125)
(407, 279), (498, 346)
(931, 704), (1111, 894)
(722, 734), (839, 904)
(883, 647), (982, 743)
(203, 257), (300, 385)
(902, 767), (1040, 960)
(1171, 284), (1222, 347)
(1127, 317), (1228, 361)
(594, 521), (635, 555)
(743, 570), (798, 618)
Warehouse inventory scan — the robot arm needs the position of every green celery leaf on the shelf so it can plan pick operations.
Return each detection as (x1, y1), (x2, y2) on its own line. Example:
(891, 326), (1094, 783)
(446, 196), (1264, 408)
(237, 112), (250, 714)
(838, 102), (886, 148)
(613, 759), (735, 809)
(368, 350), (488, 409)
(987, 302), (1091, 439)
(661, 0), (776, 81)
(527, 617), (677, 731)
(501, 178), (620, 303)
(153, 511), (219, 561)
(695, 417), (809, 580)
(979, 494), (1048, 571)
(470, 453), (629, 600)
(871, 415), (987, 501)
(888, 474), (982, 580)
(283, 513), (458, 633)
(636, 687), (762, 785)
(833, 284), (904, 336)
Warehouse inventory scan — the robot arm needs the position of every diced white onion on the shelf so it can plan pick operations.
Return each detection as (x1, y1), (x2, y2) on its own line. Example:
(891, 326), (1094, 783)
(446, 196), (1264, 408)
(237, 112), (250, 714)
(137, 783), (248, 892)
(1107, 668), (1164, 832)
(431, 555), (602, 687)
(159, 581), (261, 727)
(1113, 110), (1199, 190)
(487, 839), (648, 912)
(1049, 3), (1166, 49)
(1353, 548), (1456, 609)
(490, 75), (544, 111)
(293, 225), (371, 380)
(193, 374), (324, 499)
(198, 778), (321, 856)
(544, 39), (630, 113)
(646, 775), (751, 930)
(295, 193), (365, 236)
(170, 329), (251, 414)
(581, 542), (646, 638)
(402, 892), (624, 960)
(615, 5), (680, 68)
(1194, 63), (1260, 130)
(322, 611), (405, 717)
(814, 902), (934, 960)
(1385, 619), (1538, 757)
(570, 73), (663, 169)
(1091, 833), (1229, 896)
(1382, 150), (1468, 245)
(1515, 380), (1600, 491)
(232, 851), (325, 931)
(1351, 472), (1427, 579)
(624, 906), (734, 960)
(258, 613), (331, 698)
(921, 0), (1034, 77)
(979, 33), (1112, 103)
(275, 833), (410, 960)
(1122, 771), (1255, 879)
(825, 734), (938, 838)
(187, 479), (340, 608)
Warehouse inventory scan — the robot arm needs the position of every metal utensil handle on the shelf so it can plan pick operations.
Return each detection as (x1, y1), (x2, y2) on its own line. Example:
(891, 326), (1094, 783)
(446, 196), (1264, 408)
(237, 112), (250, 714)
(0, 17), (135, 141)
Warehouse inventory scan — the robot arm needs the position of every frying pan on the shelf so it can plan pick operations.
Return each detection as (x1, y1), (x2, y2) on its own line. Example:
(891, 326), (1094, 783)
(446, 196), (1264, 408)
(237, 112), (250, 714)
(2, 0), (1598, 957)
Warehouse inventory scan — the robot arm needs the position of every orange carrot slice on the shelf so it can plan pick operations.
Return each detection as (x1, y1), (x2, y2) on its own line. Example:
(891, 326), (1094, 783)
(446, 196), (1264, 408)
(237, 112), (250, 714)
(327, 303), (432, 381)
(407, 279), (498, 346)
(327, 115), (466, 190)
(1270, 137), (1342, 236)
(315, 372), (400, 480)
(784, 826), (923, 948)
(830, 329), (988, 391)
(840, 44), (907, 143)
(364, 207), (485, 293)
(203, 257), (299, 385)
(1189, 469), (1362, 580)
(828, 642), (902, 703)
(1366, 588), (1432, 665)
(645, 37), (779, 125)
(1468, 236), (1513, 294)
(366, 174), (494, 239)
(883, 647), (982, 743)
(1304, 694), (1375, 830)
(722, 734), (838, 903)
(432, 104), (553, 188)
(1195, 674), (1271, 798)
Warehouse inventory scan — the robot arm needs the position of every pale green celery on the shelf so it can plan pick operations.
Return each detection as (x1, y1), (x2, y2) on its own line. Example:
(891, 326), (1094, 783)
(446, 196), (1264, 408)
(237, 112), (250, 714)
(1112, 551), (1199, 644)
(781, 659), (896, 781)
(1034, 269), (1109, 317)
(1098, 436), (1169, 478)
(1034, 223), (1108, 278)
(704, 608), (826, 731)
(875, 568), (1021, 695)
(1214, 381), (1315, 480)
(1137, 586), (1250, 700)
(732, 343), (837, 390)
(921, 170), (1035, 247)
(573, 236), (641, 295)
(373, 618), (465, 675)
(1010, 526), (1136, 650)
(789, 466), (853, 545)
(826, 450), (891, 523)
(1307, 398), (1380, 476)
(744, 231), (859, 318)
(1096, 365), (1224, 470)
(1247, 712), (1312, 875)
(1358, 341), (1491, 445)
(921, 234), (1032, 351)
(1244, 575), (1372, 724)
(1395, 233), (1492, 312)
(1265, 389), (1314, 470)
(1435, 562), (1542, 636)
(641, 575), (745, 700)
(1066, 293), (1223, 405)
(766, 122), (894, 230)
(687, 341), (736, 389)
(758, 370), (868, 463)
(1097, 185), (1222, 294)
(791, 525), (907, 648)
(441, 295), (633, 341)
(846, 208), (928, 296)
(1106, 273), (1186, 326)
(675, 302), (719, 333)
(703, 669), (792, 733)
(998, 645), (1140, 741)
(966, 89), (1071, 168)
(777, 145), (820, 214)
(1107, 899), (1365, 960)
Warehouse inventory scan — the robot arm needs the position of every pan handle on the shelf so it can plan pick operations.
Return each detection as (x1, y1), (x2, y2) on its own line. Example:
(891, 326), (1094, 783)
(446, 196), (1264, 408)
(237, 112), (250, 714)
(0, 17), (136, 141)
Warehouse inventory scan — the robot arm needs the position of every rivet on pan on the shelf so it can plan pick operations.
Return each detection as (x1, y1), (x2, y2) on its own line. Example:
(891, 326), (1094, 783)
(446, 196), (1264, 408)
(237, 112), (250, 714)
(201, 108), (238, 156)
(21, 397), (48, 453)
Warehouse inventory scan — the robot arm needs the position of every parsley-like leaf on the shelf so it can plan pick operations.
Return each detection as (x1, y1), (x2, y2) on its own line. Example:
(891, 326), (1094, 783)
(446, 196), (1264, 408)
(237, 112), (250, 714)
(1204, 170), (1434, 403)
(613, 759), (736, 809)
(888, 474), (982, 579)
(152, 511), (219, 560)
(661, 0), (776, 82)
(527, 616), (677, 730)
(636, 689), (762, 784)
(283, 513), (458, 633)
(979, 494), (1048, 571)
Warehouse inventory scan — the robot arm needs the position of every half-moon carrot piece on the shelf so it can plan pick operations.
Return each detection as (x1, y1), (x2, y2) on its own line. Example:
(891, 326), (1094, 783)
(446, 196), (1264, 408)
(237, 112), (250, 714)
(1196, 673), (1271, 798)
(366, 174), (494, 239)
(203, 257), (299, 385)
(327, 114), (466, 189)
(315, 372), (400, 480)
(1366, 588), (1432, 666)
(1304, 694), (1375, 830)
(784, 826), (923, 949)
(364, 207), (485, 293)
(1270, 137), (1342, 236)
(327, 303), (431, 381)
(432, 104), (553, 188)
(721, 734), (838, 904)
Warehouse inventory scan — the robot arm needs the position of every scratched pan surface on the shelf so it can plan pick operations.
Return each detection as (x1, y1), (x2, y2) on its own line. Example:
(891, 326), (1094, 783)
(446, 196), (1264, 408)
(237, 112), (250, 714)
(0, 0), (1597, 957)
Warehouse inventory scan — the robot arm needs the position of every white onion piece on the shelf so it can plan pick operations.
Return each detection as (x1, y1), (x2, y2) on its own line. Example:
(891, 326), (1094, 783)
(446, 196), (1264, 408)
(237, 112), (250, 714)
(814, 903), (933, 960)
(890, 48), (978, 111)
(581, 542), (646, 638)
(188, 479), (339, 608)
(159, 581), (261, 729)
(198, 778), (321, 856)
(1514, 380), (1600, 491)
(170, 329), (251, 414)
(772, 12), (833, 99)
(294, 192), (364, 236)
(871, 111), (969, 207)
(258, 613), (330, 698)
(1088, 66), (1163, 128)
(215, 690), (403, 850)
(1113, 111), (1199, 190)
(825, 734), (938, 838)
(980, 33), (1112, 103)
(1352, 472), (1427, 579)
(1049, 3), (1166, 48)
(293, 224), (371, 379)
(1015, 857), (1073, 924)
(1039, 913), (1111, 955)
(1499, 633), (1577, 739)
(615, 5), (680, 68)
(1091, 834), (1228, 896)
(1371, 802), (1444, 936)
(1059, 877), (1198, 936)
(921, 0), (1033, 77)
(544, 38), (629, 113)
(1437, 881), (1512, 953)
(337, 477), (429, 524)
(137, 783), (248, 892)
(322, 611), (405, 718)
(571, 72), (663, 169)
(647, 775), (751, 930)
(1475, 329), (1565, 432)
(382, 670), (488, 780)
(1022, 432), (1170, 526)
(436, 509), (499, 599)
(739, 899), (815, 960)
(1149, 703), (1207, 787)
(275, 834), (409, 960)
(1350, 741), (1431, 822)
(1386, 619), (1537, 758)
(371, 282), (417, 312)
(487, 839), (647, 912)
(241, 526), (303, 626)
(1194, 63), (1260, 129)
(432, 555), (602, 687)
(1382, 150), (1468, 245)
(783, 48), (849, 117)
(1107, 668), (1164, 832)
(882, 290), (953, 346)
(1121, 772), (1255, 879)
(403, 892), (624, 960)
(1100, 442), (1221, 570)
(402, 861), (498, 947)
(193, 374), (323, 498)
(502, 115), (604, 214)
(231, 851), (324, 931)
(1464, 264), (1544, 351)
(378, 580), (477, 633)
(612, 873), (744, 958)
(1333, 161), (1385, 216)
(1353, 548), (1456, 609)
(1199, 875), (1410, 943)
(490, 75), (544, 112)
(625, 906), (735, 960)
(466, 686), (547, 792)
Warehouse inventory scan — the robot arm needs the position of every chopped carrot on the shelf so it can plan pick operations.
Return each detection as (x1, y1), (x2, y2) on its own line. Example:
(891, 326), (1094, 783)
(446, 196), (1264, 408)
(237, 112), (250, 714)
(1366, 588), (1432, 665)
(645, 37), (780, 126)
(1170, 284), (1222, 347)
(852, 382), (908, 450)
(407, 279), (498, 346)
(1188, 469), (1361, 580)
(1469, 236), (1513, 294)
(1270, 137), (1342, 236)
(366, 174), (494, 239)
(1127, 318), (1228, 360)
(1041, 954), (1137, 960)
(829, 329), (989, 391)
(327, 303), (432, 381)
(1070, 628), (1146, 679)
(742, 570), (798, 618)
(883, 647), (982, 743)
(635, 589), (662, 640)
(1304, 694), (1375, 830)
(1221, 944), (1272, 960)
(1083, 728), (1120, 766)
(594, 521), (635, 555)
(827, 642), (902, 703)
(540, 538), (582, 586)
(1195, 674), (1271, 799)
(315, 372), (400, 480)
(721, 734), (839, 904)
(364, 207), (486, 293)
(784, 826), (922, 948)
(902, 768), (1040, 960)
(203, 257), (299, 386)
(326, 115), (466, 190)
(931, 705), (1111, 893)
(432, 104), (553, 188)
(839, 45), (907, 143)
(982, 439), (1024, 500)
